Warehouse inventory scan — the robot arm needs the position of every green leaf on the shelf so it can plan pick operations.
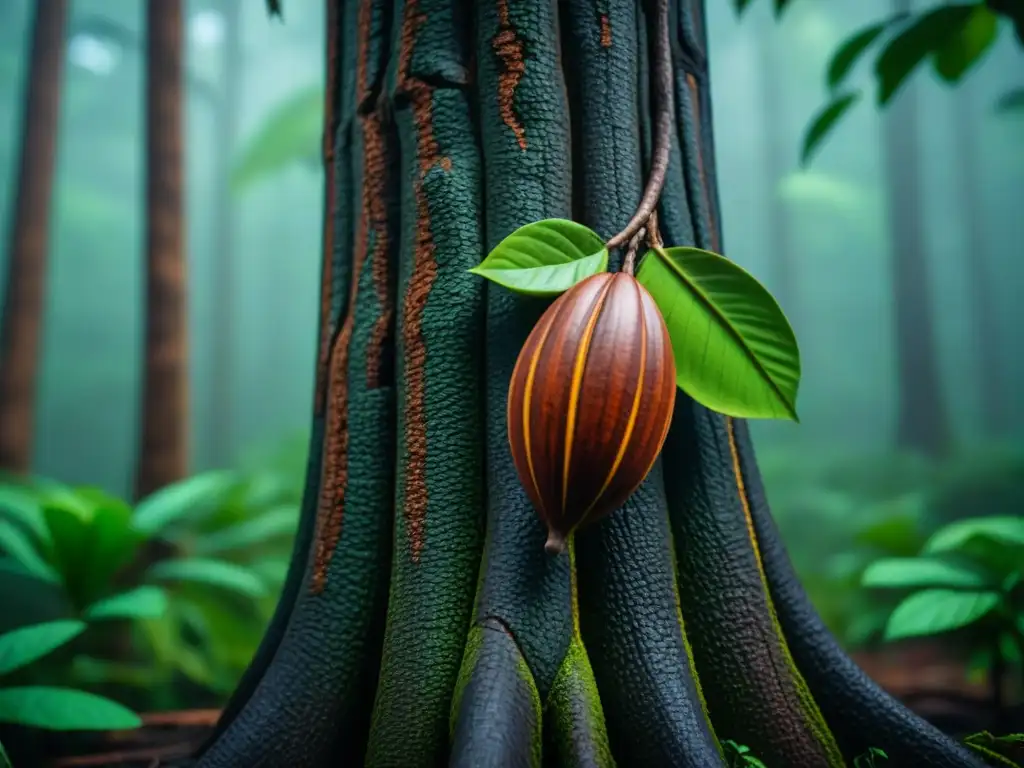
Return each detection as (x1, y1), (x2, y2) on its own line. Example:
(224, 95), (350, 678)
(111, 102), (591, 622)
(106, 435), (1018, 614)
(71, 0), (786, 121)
(827, 17), (906, 90)
(734, 0), (756, 15)
(249, 556), (290, 586)
(862, 557), (991, 590)
(265, 0), (282, 19)
(83, 586), (168, 622)
(0, 485), (48, 542)
(800, 91), (862, 167)
(884, 589), (1000, 641)
(0, 739), (10, 768)
(874, 5), (975, 105)
(932, 4), (999, 82)
(963, 731), (1024, 767)
(468, 219), (608, 297)
(232, 86), (320, 192)
(192, 506), (297, 555)
(133, 470), (238, 536)
(773, 0), (793, 18)
(0, 520), (58, 583)
(0, 687), (140, 731)
(0, 620), (86, 676)
(996, 88), (1024, 113)
(635, 246), (800, 421)
(923, 516), (1024, 555)
(146, 558), (267, 599)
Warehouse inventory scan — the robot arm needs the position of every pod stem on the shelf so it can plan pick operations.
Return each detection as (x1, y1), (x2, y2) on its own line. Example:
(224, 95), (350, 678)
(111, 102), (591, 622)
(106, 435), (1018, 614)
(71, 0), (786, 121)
(544, 528), (567, 555)
(606, 0), (674, 253)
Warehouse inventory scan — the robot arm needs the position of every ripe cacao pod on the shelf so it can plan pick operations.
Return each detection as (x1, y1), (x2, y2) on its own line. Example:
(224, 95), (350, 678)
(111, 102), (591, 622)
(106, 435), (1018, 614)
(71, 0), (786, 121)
(507, 271), (677, 554)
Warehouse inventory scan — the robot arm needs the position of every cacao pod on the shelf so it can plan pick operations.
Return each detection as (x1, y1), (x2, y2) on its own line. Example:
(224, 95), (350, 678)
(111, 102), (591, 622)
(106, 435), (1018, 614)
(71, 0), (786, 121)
(507, 271), (677, 554)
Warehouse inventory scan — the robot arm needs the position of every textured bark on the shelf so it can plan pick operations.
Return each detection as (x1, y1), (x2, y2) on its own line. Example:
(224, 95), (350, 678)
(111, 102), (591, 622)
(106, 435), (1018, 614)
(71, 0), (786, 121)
(0, 0), (68, 474)
(884, 0), (951, 458)
(194, 1), (982, 766)
(135, 0), (188, 499)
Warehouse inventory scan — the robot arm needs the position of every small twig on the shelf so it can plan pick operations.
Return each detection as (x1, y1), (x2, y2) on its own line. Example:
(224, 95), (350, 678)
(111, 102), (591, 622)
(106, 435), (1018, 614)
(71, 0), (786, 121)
(606, 0), (674, 252)
(622, 226), (646, 276)
(646, 209), (663, 249)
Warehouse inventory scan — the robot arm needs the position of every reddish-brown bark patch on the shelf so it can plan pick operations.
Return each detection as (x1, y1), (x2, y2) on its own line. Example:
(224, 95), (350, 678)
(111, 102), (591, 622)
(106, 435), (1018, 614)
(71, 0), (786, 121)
(494, 0), (527, 151)
(364, 110), (395, 389)
(600, 14), (612, 48)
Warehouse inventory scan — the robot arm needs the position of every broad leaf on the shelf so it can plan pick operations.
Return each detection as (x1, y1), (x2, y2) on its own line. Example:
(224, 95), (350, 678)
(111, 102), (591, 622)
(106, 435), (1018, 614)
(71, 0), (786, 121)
(469, 219), (608, 296)
(924, 516), (1024, 555)
(146, 558), (267, 599)
(875, 5), (975, 105)
(83, 586), (169, 622)
(827, 18), (905, 89)
(932, 4), (999, 82)
(0, 687), (140, 731)
(861, 557), (990, 590)
(0, 485), (48, 542)
(0, 520), (58, 583)
(0, 620), (86, 676)
(133, 470), (238, 536)
(232, 86), (320, 192)
(884, 588), (1000, 641)
(996, 88), (1024, 114)
(635, 246), (800, 421)
(192, 506), (297, 555)
(800, 91), (861, 167)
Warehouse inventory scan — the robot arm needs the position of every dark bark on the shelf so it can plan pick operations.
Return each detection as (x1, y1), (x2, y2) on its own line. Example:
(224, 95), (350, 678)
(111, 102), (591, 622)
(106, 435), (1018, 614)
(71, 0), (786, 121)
(884, 0), (951, 458)
(0, 0), (68, 474)
(135, 0), (188, 499)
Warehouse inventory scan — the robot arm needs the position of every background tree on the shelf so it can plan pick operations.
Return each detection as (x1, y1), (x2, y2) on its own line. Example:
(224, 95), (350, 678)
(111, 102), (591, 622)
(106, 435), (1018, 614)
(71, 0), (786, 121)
(194, 1), (984, 766)
(0, 0), (68, 474)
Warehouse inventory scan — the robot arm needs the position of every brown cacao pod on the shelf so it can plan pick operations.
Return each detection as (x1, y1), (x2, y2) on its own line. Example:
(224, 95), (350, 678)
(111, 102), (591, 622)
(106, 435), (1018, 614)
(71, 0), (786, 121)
(507, 271), (677, 554)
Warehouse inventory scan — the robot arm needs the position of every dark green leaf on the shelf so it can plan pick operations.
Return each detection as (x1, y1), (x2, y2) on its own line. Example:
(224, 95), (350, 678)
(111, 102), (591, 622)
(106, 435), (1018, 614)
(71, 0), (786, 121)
(1001, 632), (1022, 666)
(862, 557), (991, 590)
(146, 558), (267, 599)
(265, 0), (283, 19)
(192, 506), (297, 555)
(800, 91), (862, 167)
(0, 620), (86, 676)
(924, 516), (1024, 555)
(133, 470), (237, 536)
(884, 589), (1000, 641)
(249, 557), (290, 585)
(469, 219), (608, 296)
(635, 246), (801, 421)
(827, 17), (906, 90)
(875, 5), (975, 105)
(83, 586), (169, 622)
(933, 4), (1000, 82)
(0, 520), (58, 583)
(0, 738), (10, 768)
(962, 731), (1024, 767)
(995, 88), (1024, 113)
(0, 687), (140, 731)
(773, 0), (794, 18)
(0, 485), (48, 542)
(232, 87), (321, 192)
(734, 0), (756, 14)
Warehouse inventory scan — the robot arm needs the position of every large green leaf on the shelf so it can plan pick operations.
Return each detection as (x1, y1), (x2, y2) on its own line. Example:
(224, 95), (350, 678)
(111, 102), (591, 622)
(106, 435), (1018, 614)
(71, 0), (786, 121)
(874, 4), (975, 105)
(232, 86), (321, 192)
(827, 17), (905, 90)
(469, 219), (608, 296)
(0, 687), (140, 731)
(0, 620), (86, 676)
(133, 470), (238, 536)
(884, 588), (1000, 641)
(862, 557), (991, 590)
(923, 516), (1024, 555)
(800, 91), (862, 167)
(932, 4), (999, 82)
(192, 506), (298, 556)
(83, 586), (169, 622)
(146, 558), (267, 599)
(635, 246), (800, 421)
(0, 520), (58, 583)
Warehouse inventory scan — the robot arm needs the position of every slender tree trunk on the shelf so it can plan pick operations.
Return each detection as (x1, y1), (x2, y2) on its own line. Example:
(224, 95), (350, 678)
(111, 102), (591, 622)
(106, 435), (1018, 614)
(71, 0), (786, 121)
(207, 0), (242, 469)
(196, 2), (982, 766)
(135, 0), (187, 499)
(0, 0), (68, 474)
(952, 83), (1002, 437)
(883, 0), (951, 457)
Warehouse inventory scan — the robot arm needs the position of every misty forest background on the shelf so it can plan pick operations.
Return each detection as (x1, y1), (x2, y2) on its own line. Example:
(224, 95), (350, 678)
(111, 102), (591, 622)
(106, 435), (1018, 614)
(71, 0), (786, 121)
(0, 0), (1022, 715)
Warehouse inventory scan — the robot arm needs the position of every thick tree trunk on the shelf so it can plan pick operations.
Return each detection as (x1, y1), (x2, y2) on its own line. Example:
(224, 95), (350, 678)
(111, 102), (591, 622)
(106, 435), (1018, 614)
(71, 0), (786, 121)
(195, 1), (982, 766)
(884, 0), (951, 458)
(207, 0), (242, 469)
(135, 0), (188, 499)
(0, 0), (68, 474)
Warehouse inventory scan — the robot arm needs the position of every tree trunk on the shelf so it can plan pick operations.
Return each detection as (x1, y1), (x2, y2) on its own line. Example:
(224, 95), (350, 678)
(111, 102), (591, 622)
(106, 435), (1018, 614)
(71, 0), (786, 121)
(884, 0), (951, 458)
(207, 0), (242, 470)
(135, 0), (187, 499)
(0, 0), (68, 474)
(195, 1), (983, 766)
(952, 82), (1003, 437)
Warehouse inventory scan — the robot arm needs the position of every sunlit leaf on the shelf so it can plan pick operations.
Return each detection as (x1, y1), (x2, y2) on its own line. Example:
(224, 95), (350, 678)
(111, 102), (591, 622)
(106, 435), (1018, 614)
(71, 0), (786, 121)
(232, 86), (321, 192)
(0, 620), (86, 676)
(874, 5), (974, 105)
(635, 246), (800, 421)
(861, 557), (991, 590)
(884, 589), (1000, 641)
(146, 558), (267, 599)
(192, 506), (297, 555)
(923, 516), (1024, 555)
(83, 586), (169, 622)
(133, 470), (238, 536)
(827, 16), (906, 90)
(0, 520), (58, 583)
(800, 91), (861, 167)
(933, 5), (999, 82)
(468, 219), (608, 297)
(0, 687), (140, 731)
(995, 88), (1024, 113)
